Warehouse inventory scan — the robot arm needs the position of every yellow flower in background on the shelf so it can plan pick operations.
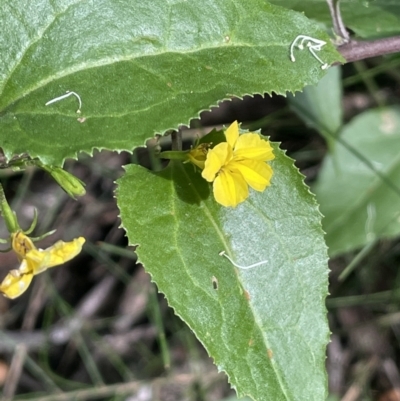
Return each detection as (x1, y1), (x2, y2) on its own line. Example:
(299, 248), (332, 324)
(0, 231), (85, 299)
(202, 121), (274, 207)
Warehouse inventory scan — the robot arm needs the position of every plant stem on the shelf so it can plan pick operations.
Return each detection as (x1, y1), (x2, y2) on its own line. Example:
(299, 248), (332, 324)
(149, 285), (171, 369)
(158, 150), (188, 161)
(338, 36), (400, 64)
(325, 0), (350, 43)
(0, 181), (19, 233)
(171, 131), (182, 151)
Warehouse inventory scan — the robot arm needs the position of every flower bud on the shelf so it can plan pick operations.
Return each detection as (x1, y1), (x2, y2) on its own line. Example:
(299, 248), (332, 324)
(186, 143), (210, 170)
(41, 165), (86, 199)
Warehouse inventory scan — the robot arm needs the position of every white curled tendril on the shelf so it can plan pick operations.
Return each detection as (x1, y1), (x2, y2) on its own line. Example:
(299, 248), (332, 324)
(219, 251), (269, 270)
(290, 35), (329, 70)
(45, 91), (82, 113)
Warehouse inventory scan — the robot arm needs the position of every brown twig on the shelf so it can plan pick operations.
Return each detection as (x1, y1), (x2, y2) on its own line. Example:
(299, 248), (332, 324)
(324, 0), (400, 63)
(337, 36), (400, 64)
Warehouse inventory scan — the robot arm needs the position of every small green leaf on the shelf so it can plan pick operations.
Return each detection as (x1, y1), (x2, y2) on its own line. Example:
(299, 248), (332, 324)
(313, 106), (400, 257)
(0, 0), (342, 165)
(288, 66), (343, 146)
(117, 143), (329, 401)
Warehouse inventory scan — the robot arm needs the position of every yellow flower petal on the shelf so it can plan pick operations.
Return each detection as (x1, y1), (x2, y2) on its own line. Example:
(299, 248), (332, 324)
(231, 159), (273, 192)
(12, 231), (35, 260)
(213, 169), (248, 207)
(225, 121), (239, 149)
(0, 235), (85, 299)
(0, 264), (34, 299)
(234, 133), (275, 161)
(27, 237), (86, 275)
(202, 142), (232, 182)
(201, 121), (274, 207)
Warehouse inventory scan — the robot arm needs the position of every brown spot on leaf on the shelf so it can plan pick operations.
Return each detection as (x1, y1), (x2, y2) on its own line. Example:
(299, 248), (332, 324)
(212, 276), (218, 290)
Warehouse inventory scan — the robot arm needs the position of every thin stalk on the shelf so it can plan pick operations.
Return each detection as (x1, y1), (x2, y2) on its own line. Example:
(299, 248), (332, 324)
(325, 0), (350, 43)
(159, 150), (188, 161)
(338, 238), (379, 282)
(0, 181), (19, 233)
(353, 61), (385, 107)
(171, 131), (182, 151)
(149, 285), (170, 370)
(44, 276), (105, 387)
(327, 289), (400, 309)
(72, 332), (104, 386)
(96, 242), (138, 260)
(84, 241), (131, 285)
(343, 56), (400, 87)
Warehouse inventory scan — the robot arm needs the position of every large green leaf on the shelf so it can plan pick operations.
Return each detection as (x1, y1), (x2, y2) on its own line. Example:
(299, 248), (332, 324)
(313, 106), (400, 257)
(0, 0), (342, 165)
(269, 0), (400, 38)
(117, 143), (329, 401)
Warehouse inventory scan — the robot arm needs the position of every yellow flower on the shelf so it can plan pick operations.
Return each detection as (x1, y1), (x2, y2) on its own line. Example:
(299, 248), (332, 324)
(0, 231), (85, 299)
(202, 121), (274, 207)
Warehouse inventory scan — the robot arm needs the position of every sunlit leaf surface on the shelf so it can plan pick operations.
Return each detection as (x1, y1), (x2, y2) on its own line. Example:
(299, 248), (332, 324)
(117, 143), (329, 401)
(0, 0), (341, 165)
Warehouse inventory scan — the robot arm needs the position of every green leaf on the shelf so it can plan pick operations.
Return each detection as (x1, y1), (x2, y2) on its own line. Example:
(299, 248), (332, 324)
(269, 0), (400, 38)
(0, 0), (342, 165)
(117, 143), (329, 401)
(288, 66), (343, 146)
(313, 106), (400, 257)
(222, 396), (252, 401)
